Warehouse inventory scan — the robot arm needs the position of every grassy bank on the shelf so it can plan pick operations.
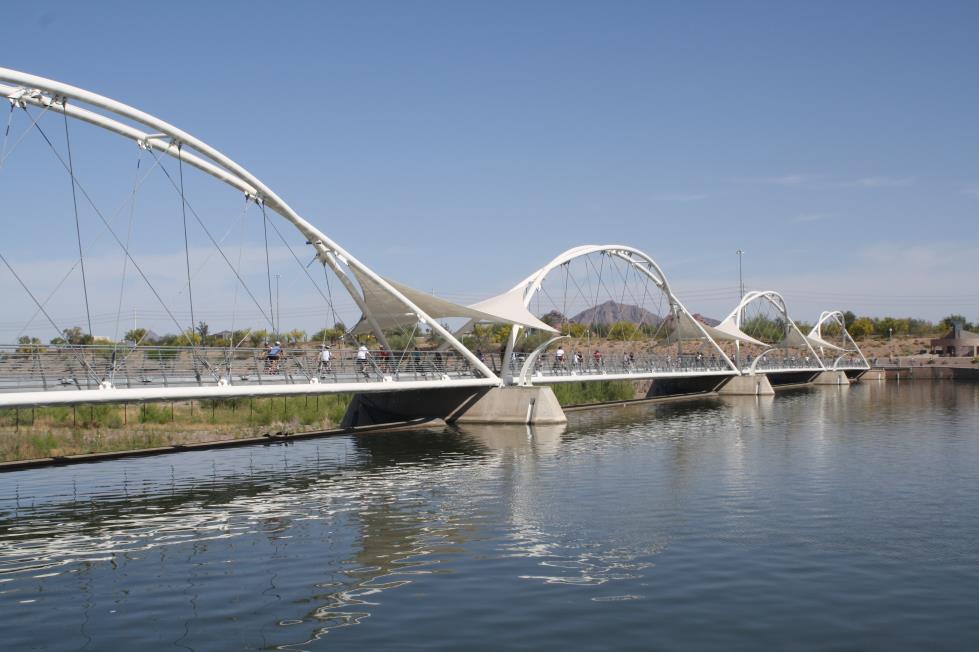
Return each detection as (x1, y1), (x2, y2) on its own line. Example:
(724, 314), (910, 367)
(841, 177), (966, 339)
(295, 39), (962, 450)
(0, 395), (352, 462)
(550, 381), (637, 406)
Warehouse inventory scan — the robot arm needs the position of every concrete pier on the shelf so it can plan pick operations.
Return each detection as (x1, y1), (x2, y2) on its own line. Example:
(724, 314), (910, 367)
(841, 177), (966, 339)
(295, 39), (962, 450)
(812, 370), (850, 386)
(717, 375), (775, 396)
(343, 385), (566, 427)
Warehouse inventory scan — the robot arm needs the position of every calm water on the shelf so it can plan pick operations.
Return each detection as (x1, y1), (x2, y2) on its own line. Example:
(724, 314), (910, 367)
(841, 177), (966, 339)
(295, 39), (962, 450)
(1, 381), (977, 651)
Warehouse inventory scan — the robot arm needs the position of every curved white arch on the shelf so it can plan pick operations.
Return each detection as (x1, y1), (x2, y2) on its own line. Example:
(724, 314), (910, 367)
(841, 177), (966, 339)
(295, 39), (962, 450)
(0, 67), (498, 383)
(496, 244), (738, 379)
(721, 290), (824, 372)
(809, 310), (869, 369)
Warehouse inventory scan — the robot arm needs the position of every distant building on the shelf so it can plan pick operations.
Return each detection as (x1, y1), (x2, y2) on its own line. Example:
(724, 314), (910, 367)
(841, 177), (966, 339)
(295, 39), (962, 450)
(930, 322), (979, 357)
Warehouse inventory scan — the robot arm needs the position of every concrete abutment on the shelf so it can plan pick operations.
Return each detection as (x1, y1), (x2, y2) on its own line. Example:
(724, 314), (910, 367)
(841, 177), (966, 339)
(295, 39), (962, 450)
(342, 386), (566, 428)
(717, 375), (776, 396)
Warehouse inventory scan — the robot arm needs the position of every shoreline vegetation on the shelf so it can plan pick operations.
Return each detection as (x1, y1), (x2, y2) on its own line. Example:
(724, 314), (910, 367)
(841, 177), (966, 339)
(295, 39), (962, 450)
(0, 395), (351, 462)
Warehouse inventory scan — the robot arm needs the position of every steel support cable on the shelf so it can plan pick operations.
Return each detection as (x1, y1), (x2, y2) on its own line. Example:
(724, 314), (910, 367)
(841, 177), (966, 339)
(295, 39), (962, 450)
(109, 151), (143, 383)
(260, 202), (276, 335)
(589, 253), (606, 313)
(609, 256), (654, 330)
(586, 253), (624, 313)
(176, 144), (197, 347)
(228, 196), (249, 367)
(565, 263), (599, 321)
(30, 120), (199, 353)
(0, 101), (53, 168)
(13, 152), (166, 343)
(0, 102), (13, 170)
(0, 252), (101, 384)
(62, 106), (94, 339)
(562, 263), (570, 332)
(320, 263), (362, 353)
(322, 264), (341, 343)
(113, 152), (142, 344)
(266, 216), (343, 323)
(148, 151), (273, 331)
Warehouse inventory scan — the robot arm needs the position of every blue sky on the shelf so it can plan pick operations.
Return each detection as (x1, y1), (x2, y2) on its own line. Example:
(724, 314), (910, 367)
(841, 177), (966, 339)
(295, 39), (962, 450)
(1, 0), (977, 336)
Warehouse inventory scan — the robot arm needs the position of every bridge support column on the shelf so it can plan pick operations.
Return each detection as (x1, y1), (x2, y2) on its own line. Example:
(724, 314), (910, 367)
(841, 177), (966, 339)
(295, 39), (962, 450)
(812, 370), (850, 385)
(717, 374), (775, 396)
(342, 386), (566, 428)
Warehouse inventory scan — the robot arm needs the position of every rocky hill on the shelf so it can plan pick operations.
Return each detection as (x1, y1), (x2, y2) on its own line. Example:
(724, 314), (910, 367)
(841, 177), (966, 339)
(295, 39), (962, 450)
(569, 300), (661, 326)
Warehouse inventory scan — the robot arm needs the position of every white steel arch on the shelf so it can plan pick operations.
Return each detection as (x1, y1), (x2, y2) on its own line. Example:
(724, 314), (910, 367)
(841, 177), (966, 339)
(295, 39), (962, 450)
(488, 244), (739, 381)
(809, 310), (869, 370)
(720, 290), (824, 373)
(0, 67), (500, 404)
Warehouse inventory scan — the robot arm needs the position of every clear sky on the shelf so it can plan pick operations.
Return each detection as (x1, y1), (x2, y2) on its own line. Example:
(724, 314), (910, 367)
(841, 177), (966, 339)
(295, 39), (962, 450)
(1, 0), (977, 337)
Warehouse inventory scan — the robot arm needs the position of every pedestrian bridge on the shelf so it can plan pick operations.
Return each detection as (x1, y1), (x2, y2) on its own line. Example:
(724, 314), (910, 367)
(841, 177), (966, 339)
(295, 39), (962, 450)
(0, 68), (867, 410)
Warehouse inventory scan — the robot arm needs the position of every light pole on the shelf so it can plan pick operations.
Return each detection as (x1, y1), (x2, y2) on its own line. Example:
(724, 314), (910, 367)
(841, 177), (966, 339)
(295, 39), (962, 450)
(736, 249), (745, 299)
(736, 249), (745, 369)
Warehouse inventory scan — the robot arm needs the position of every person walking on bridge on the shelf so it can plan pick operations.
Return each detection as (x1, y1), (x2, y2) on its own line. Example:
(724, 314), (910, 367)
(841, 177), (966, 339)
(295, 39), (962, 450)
(318, 345), (332, 376)
(356, 344), (370, 379)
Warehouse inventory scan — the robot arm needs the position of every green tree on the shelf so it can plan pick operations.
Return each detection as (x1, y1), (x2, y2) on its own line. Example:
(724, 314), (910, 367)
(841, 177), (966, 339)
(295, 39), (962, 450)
(940, 314), (973, 331)
(196, 321), (210, 344)
(61, 326), (93, 345)
(607, 321), (640, 340)
(848, 318), (875, 339)
(124, 328), (148, 344)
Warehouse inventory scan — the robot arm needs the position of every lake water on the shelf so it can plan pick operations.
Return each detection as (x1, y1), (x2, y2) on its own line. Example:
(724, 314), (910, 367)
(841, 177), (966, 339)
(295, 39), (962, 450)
(1, 380), (977, 651)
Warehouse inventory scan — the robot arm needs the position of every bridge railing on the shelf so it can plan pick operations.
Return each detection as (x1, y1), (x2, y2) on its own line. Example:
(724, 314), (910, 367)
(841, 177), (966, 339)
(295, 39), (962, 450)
(0, 345), (480, 393)
(507, 352), (733, 378)
(822, 355), (870, 370)
(740, 355), (823, 374)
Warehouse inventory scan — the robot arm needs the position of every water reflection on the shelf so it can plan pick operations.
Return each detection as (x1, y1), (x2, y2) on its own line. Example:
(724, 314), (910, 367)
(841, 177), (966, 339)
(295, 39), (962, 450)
(1, 381), (977, 650)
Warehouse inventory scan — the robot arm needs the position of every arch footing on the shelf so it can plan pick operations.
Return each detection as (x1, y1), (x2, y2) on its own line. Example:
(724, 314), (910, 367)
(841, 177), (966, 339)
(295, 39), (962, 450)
(717, 375), (775, 396)
(812, 370), (850, 386)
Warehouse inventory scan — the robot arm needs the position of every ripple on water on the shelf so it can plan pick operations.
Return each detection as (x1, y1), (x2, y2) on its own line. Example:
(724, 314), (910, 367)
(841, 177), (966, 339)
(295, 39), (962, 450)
(0, 383), (977, 650)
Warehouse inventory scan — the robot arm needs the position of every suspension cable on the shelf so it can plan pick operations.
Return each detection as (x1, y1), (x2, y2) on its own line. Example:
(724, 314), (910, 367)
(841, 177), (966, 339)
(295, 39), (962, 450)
(176, 144), (197, 345)
(62, 104), (94, 339)
(148, 150), (272, 330)
(113, 151), (142, 344)
(31, 117), (198, 347)
(0, 100), (53, 169)
(14, 149), (166, 343)
(260, 201), (276, 336)
(229, 195), (249, 359)
(0, 251), (101, 384)
(0, 102), (13, 171)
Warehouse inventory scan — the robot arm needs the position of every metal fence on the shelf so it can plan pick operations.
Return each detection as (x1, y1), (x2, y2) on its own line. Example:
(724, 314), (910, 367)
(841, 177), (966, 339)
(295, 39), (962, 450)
(0, 345), (481, 393)
(508, 352), (733, 378)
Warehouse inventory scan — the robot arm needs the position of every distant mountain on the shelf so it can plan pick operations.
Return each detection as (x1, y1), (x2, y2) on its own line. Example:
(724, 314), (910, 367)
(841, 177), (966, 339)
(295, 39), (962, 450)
(569, 300), (661, 326)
